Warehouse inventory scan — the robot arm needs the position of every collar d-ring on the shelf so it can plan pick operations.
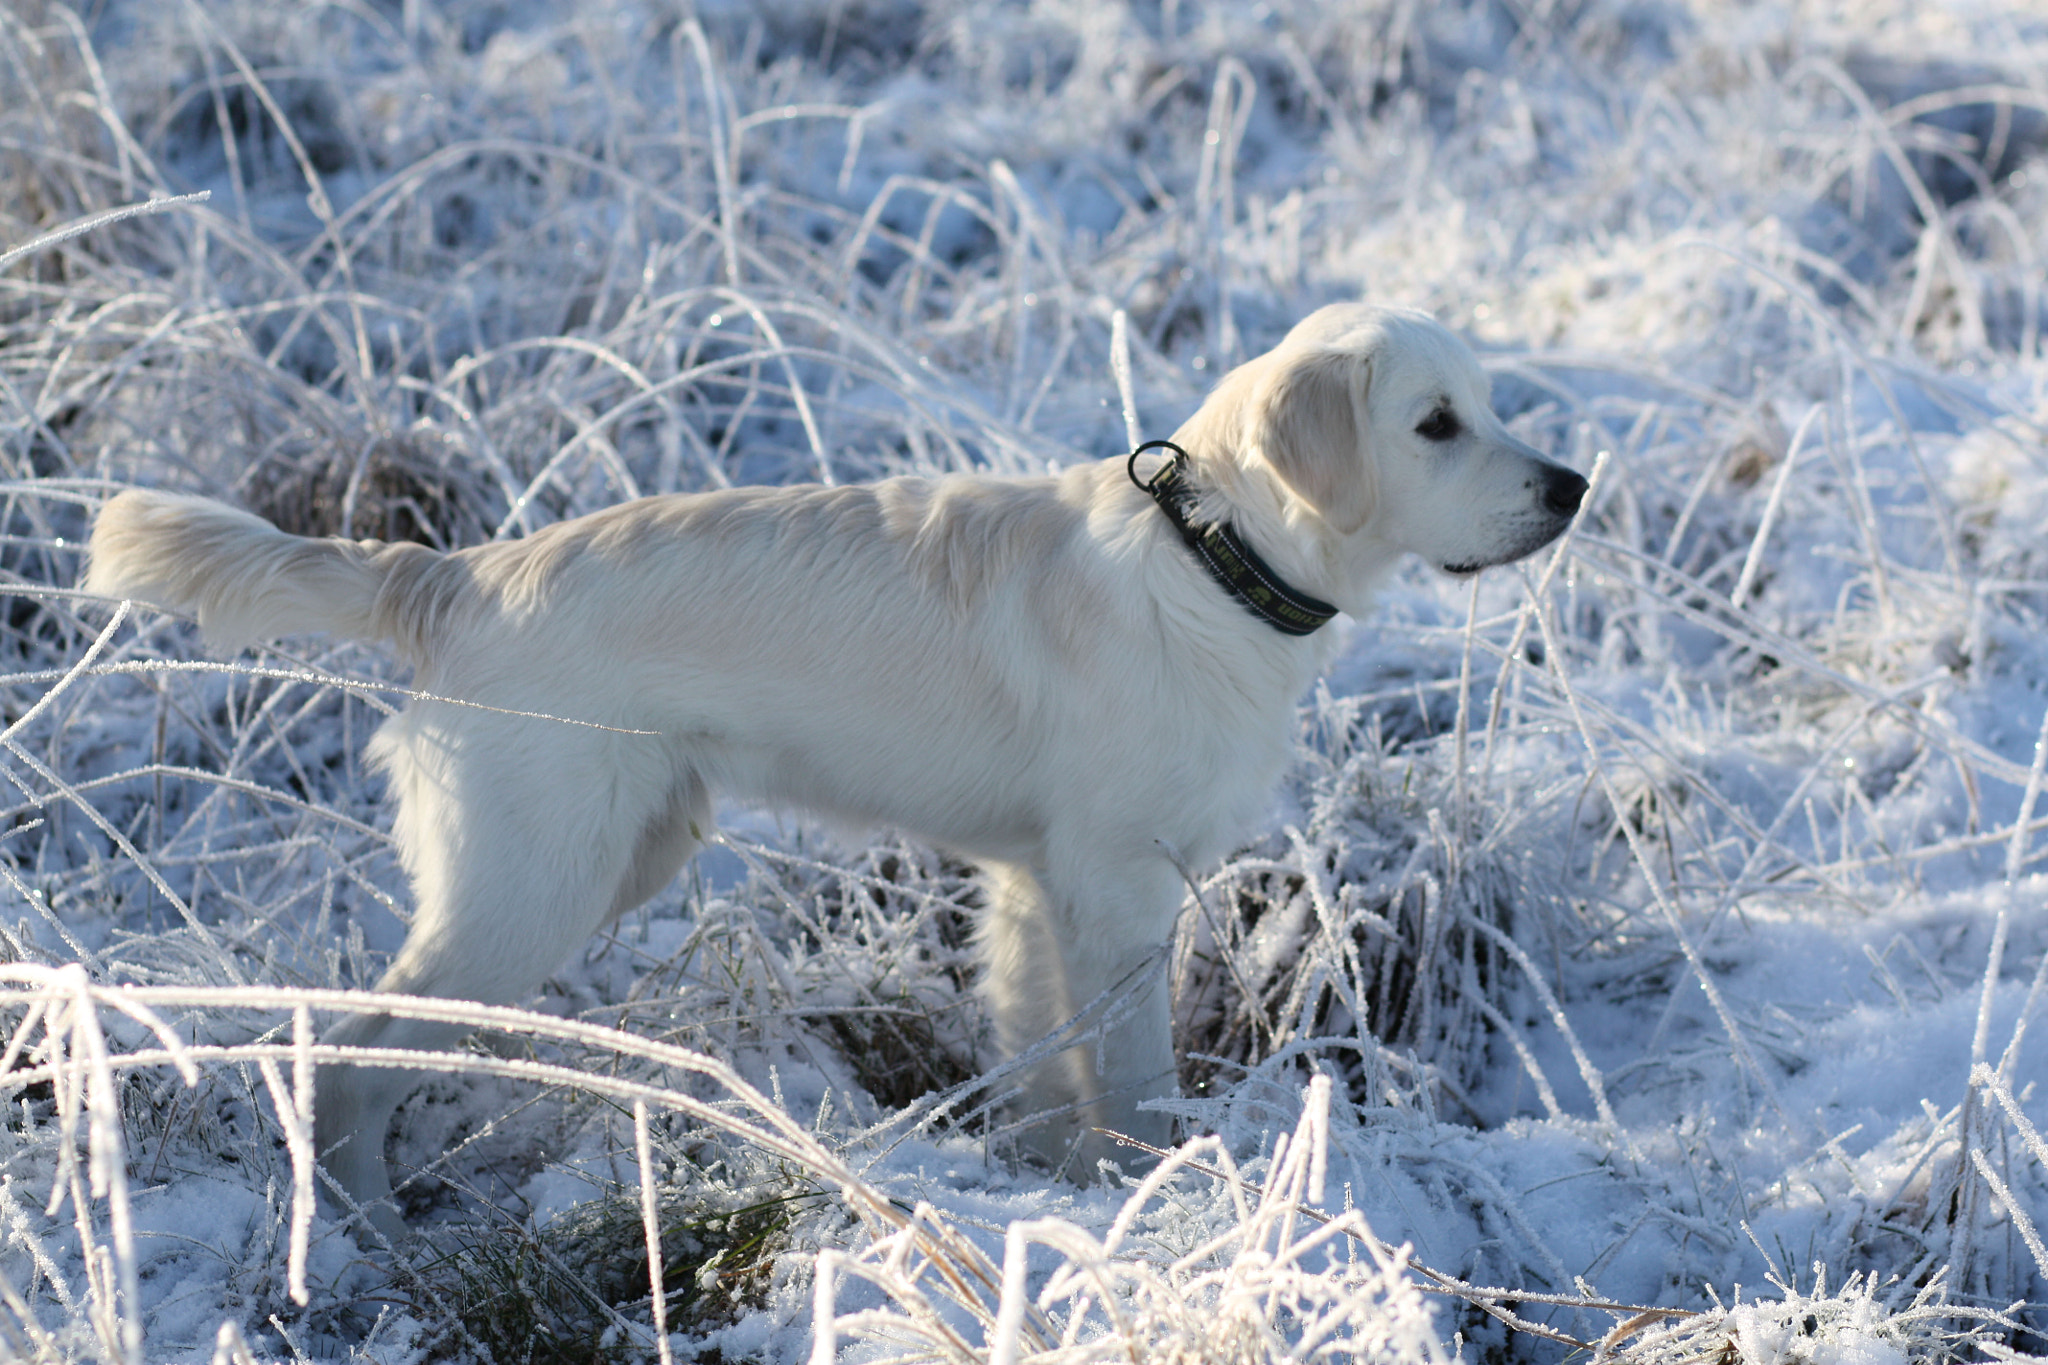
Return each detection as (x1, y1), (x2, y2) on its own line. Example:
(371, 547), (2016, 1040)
(1126, 438), (1188, 494)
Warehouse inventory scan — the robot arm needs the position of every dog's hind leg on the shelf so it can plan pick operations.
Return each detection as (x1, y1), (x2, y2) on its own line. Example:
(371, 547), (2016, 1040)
(316, 1008), (466, 1245)
(607, 769), (712, 925)
(315, 711), (706, 1241)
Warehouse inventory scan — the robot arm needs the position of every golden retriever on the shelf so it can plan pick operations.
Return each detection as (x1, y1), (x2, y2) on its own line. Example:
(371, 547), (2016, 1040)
(84, 302), (1585, 1239)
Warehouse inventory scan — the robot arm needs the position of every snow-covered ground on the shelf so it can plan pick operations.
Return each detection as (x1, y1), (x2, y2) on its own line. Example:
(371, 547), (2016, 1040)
(1, 0), (2045, 1360)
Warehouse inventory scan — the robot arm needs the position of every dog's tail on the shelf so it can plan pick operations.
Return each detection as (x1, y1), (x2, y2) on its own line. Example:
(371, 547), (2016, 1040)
(83, 489), (457, 662)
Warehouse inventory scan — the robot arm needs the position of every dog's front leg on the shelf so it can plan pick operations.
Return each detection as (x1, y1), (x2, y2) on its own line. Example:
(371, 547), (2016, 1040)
(980, 852), (1181, 1177)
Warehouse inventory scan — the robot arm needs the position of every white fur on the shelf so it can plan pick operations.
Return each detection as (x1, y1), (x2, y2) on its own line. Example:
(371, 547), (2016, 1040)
(82, 304), (1583, 1239)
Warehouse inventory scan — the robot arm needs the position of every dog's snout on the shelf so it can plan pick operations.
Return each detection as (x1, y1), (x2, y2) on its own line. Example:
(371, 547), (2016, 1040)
(1541, 465), (1588, 518)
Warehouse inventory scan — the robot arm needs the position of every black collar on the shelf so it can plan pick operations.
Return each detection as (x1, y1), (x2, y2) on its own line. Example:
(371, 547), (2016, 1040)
(1126, 440), (1338, 637)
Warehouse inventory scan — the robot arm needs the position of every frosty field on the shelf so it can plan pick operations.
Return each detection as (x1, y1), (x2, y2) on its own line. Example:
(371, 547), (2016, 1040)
(1, 0), (2046, 1360)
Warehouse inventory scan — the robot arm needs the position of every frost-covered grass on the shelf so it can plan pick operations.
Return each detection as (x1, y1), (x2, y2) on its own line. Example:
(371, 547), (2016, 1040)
(2, 0), (2047, 1359)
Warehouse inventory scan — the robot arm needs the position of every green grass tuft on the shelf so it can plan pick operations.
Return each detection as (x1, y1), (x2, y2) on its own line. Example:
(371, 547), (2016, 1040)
(415, 1182), (820, 1364)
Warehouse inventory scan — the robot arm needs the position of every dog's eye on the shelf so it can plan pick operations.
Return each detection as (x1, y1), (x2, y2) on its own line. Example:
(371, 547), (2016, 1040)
(1416, 409), (1460, 442)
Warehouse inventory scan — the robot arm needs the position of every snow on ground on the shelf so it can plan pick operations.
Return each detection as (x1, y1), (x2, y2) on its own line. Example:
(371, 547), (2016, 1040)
(1, 0), (2046, 1360)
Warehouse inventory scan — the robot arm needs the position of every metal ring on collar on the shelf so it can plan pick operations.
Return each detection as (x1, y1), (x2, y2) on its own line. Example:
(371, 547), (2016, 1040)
(1125, 438), (1188, 493)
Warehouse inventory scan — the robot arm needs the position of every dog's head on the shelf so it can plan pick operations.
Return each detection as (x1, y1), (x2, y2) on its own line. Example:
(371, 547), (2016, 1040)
(1187, 303), (1587, 577)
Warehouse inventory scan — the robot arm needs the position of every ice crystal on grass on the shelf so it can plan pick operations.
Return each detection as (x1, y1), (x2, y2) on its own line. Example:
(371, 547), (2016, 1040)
(1174, 726), (1541, 1122)
(813, 1076), (1451, 1365)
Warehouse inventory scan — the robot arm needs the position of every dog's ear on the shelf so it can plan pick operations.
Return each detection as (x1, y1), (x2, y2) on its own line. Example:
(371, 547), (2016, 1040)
(1251, 345), (1375, 533)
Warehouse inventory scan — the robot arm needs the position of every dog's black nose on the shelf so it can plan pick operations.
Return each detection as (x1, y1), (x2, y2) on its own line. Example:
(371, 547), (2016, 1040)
(1542, 466), (1589, 517)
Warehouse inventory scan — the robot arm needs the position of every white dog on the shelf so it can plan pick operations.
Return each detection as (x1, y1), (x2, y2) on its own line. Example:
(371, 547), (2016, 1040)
(84, 303), (1585, 1239)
